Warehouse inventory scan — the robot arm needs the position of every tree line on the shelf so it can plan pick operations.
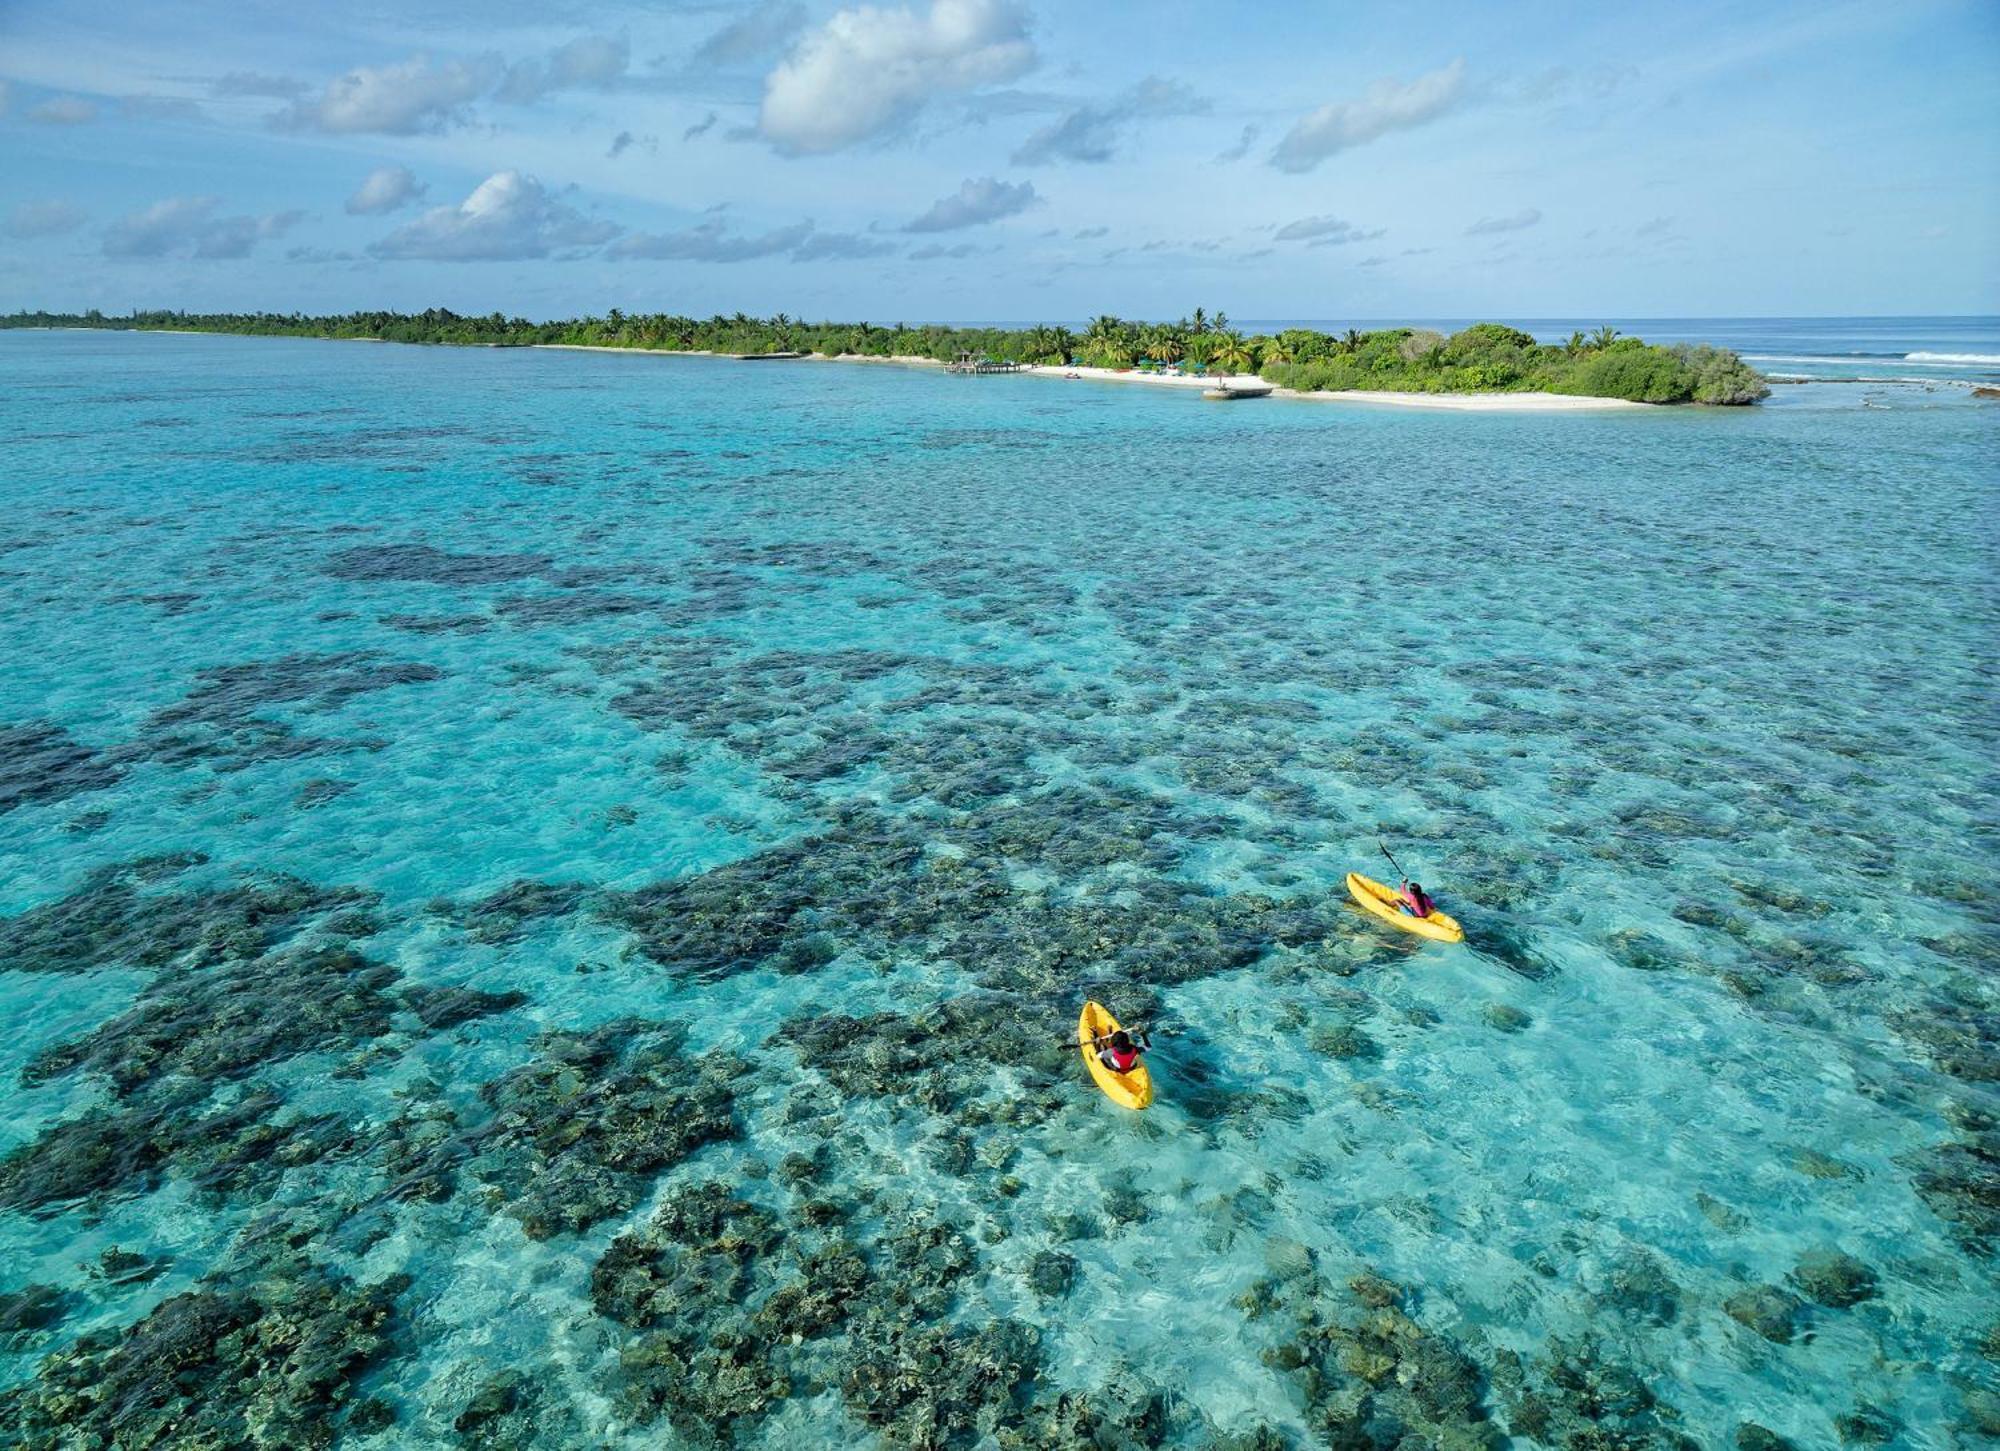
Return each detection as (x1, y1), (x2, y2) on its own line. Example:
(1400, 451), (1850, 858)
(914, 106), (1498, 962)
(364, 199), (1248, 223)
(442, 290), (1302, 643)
(2, 307), (1769, 403)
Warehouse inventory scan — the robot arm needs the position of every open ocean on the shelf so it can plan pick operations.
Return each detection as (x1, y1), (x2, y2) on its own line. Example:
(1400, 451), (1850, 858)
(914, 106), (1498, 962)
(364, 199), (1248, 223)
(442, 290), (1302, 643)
(0, 325), (1995, 1449)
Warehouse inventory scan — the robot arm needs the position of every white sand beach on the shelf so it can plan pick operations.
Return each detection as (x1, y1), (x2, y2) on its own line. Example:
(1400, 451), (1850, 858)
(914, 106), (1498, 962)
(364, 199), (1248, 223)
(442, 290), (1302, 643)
(1021, 363), (1650, 410)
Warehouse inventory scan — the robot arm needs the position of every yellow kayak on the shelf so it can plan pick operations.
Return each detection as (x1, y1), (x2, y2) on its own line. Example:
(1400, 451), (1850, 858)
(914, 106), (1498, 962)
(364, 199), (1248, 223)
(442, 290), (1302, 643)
(1347, 871), (1465, 944)
(1079, 1000), (1152, 1110)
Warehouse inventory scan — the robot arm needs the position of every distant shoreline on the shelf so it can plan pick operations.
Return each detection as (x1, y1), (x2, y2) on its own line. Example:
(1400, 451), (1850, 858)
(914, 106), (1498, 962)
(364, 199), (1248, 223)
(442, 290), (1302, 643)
(531, 342), (1652, 410)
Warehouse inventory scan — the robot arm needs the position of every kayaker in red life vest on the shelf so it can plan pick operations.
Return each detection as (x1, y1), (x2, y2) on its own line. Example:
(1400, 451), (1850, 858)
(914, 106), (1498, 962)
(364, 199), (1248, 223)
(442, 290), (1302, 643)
(1097, 1029), (1147, 1074)
(1399, 879), (1437, 918)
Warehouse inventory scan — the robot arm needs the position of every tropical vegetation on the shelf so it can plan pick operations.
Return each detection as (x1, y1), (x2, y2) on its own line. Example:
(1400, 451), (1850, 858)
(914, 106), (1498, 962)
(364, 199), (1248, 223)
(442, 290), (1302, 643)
(2, 308), (1769, 404)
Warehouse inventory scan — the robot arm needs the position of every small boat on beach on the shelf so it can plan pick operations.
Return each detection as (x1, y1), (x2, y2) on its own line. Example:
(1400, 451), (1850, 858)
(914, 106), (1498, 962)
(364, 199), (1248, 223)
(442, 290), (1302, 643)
(1203, 381), (1274, 400)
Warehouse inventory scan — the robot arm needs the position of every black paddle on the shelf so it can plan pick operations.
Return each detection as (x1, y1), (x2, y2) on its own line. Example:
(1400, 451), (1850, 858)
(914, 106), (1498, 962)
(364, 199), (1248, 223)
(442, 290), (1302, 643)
(1379, 840), (1410, 883)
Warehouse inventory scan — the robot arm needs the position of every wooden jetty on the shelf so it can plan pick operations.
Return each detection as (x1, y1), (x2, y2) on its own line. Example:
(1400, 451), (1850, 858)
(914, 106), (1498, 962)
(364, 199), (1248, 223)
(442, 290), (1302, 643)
(1202, 381), (1275, 400)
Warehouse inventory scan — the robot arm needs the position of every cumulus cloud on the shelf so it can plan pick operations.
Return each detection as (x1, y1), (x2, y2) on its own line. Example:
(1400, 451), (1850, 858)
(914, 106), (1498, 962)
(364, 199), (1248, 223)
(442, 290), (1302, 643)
(369, 171), (618, 260)
(903, 176), (1036, 232)
(1011, 75), (1207, 165)
(1465, 207), (1540, 235)
(1274, 214), (1385, 246)
(610, 218), (814, 262)
(1271, 58), (1466, 173)
(759, 0), (1036, 155)
(30, 96), (100, 125)
(346, 166), (427, 215)
(682, 111), (719, 141)
(280, 55), (498, 135)
(497, 35), (629, 104)
(103, 197), (301, 260)
(699, 1), (809, 66)
(5, 200), (89, 239)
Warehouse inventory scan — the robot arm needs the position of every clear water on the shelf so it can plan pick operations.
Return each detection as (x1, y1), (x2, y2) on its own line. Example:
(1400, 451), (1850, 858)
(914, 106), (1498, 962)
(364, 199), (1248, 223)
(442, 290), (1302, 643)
(0, 330), (1995, 1448)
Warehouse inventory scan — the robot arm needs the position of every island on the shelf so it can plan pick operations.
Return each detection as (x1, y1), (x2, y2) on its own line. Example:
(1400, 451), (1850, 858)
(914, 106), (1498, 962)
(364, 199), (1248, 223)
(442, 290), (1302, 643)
(2, 308), (1771, 405)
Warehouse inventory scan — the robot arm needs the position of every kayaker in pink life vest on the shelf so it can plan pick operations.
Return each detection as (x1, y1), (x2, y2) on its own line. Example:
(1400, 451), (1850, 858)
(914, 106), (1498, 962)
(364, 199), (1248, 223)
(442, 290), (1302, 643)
(1399, 879), (1437, 919)
(1096, 1029), (1146, 1073)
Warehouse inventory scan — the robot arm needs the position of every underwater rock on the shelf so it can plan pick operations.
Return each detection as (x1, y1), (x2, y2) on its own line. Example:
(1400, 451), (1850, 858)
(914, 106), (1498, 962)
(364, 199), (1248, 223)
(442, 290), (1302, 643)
(469, 1020), (743, 1238)
(842, 1318), (1041, 1450)
(1311, 1024), (1380, 1060)
(0, 1263), (405, 1450)
(1481, 1003), (1532, 1033)
(0, 719), (123, 814)
(134, 650), (442, 770)
(323, 541), (551, 585)
(0, 1284), (68, 1334)
(1595, 1247), (1681, 1325)
(1736, 1425), (1800, 1451)
(1724, 1284), (1806, 1344)
(434, 878), (588, 945)
(26, 946), (403, 1096)
(1907, 1135), (2000, 1256)
(1025, 1250), (1077, 1299)
(0, 858), (379, 975)
(1787, 1249), (1879, 1308)
(1833, 1403), (1898, 1444)
(293, 777), (354, 809)
(0, 1088), (365, 1214)
(401, 985), (529, 1032)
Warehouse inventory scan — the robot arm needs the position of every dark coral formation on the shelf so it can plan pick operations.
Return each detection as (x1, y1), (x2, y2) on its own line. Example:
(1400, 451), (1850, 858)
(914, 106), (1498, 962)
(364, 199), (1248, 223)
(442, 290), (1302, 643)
(323, 541), (550, 584)
(0, 720), (123, 814)
(131, 650), (443, 769)
(465, 1021), (743, 1238)
(0, 1262), (405, 1449)
(0, 855), (376, 975)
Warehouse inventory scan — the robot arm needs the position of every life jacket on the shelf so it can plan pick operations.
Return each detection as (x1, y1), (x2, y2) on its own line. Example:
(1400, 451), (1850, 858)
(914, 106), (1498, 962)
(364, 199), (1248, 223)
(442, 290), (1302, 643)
(1402, 888), (1433, 918)
(1103, 1044), (1139, 1073)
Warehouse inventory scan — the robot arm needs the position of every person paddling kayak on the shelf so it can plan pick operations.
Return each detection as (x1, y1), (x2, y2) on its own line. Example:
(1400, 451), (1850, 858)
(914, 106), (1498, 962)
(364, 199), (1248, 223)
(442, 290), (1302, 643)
(1095, 1028), (1148, 1073)
(1398, 879), (1437, 919)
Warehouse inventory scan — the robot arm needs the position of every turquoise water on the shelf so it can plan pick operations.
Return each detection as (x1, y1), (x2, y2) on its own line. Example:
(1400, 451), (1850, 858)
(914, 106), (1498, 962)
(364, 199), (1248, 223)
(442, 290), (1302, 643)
(0, 330), (1995, 1449)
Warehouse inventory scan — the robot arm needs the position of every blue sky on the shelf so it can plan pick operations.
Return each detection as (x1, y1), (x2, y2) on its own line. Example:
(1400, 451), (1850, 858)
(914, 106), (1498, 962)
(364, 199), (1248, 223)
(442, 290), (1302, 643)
(1, 0), (1994, 320)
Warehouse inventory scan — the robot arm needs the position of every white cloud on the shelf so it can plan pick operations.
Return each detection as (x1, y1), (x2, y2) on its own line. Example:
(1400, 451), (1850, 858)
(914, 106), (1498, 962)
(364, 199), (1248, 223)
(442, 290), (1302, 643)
(5, 200), (89, 239)
(610, 218), (814, 262)
(903, 176), (1036, 232)
(1274, 215), (1384, 246)
(1465, 207), (1541, 235)
(1271, 59), (1466, 173)
(1012, 76), (1207, 165)
(346, 166), (427, 216)
(497, 35), (629, 104)
(760, 0), (1036, 155)
(103, 197), (300, 259)
(700, 1), (809, 66)
(30, 95), (100, 125)
(280, 55), (498, 135)
(368, 171), (618, 260)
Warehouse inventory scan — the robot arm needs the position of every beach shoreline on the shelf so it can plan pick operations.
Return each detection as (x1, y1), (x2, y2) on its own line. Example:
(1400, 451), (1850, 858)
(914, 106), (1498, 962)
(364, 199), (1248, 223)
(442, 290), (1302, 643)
(527, 343), (1653, 409)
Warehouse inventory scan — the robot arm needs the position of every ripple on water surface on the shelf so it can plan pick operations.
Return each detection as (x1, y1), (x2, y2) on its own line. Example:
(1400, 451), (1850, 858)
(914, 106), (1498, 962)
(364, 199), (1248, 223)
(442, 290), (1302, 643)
(0, 332), (1995, 1449)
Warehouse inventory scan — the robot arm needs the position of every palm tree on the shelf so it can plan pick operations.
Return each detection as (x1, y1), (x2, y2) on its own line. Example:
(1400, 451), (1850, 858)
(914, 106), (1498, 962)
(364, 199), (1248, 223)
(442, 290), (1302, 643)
(1213, 331), (1253, 374)
(1591, 325), (1619, 350)
(1566, 330), (1586, 357)
(1190, 306), (1209, 336)
(1259, 335), (1293, 366)
(1145, 325), (1186, 365)
(1341, 327), (1363, 354)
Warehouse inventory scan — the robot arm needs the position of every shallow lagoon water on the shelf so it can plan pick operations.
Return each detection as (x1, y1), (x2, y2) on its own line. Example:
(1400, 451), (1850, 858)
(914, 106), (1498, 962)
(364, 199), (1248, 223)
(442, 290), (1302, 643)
(0, 331), (1995, 1449)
